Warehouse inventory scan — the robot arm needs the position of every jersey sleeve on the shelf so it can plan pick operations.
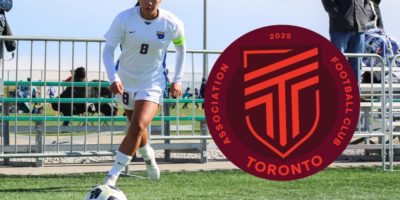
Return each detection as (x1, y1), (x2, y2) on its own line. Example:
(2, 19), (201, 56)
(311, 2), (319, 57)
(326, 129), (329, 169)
(103, 44), (120, 84)
(171, 20), (186, 47)
(104, 13), (125, 48)
(103, 12), (125, 84)
(171, 20), (186, 84)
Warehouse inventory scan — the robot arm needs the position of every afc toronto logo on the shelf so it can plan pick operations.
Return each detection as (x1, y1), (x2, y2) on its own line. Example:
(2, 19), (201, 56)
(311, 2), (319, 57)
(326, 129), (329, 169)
(244, 47), (320, 159)
(205, 25), (360, 181)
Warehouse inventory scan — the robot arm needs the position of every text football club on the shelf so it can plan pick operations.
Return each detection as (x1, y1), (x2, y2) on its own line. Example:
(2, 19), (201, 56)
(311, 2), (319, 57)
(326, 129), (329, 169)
(205, 25), (360, 181)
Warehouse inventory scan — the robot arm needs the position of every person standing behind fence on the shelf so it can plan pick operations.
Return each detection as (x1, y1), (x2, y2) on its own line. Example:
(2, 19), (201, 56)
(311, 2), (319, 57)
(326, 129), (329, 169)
(22, 78), (31, 98)
(102, 0), (186, 186)
(0, 0), (12, 60)
(194, 88), (199, 109)
(48, 86), (56, 98)
(322, 0), (372, 80)
(199, 78), (206, 109)
(163, 68), (171, 98)
(368, 0), (383, 30)
(181, 87), (192, 109)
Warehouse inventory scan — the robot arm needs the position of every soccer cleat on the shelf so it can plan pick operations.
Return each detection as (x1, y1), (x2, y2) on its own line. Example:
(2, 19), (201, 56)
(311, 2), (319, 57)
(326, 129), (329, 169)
(145, 159), (160, 180)
(144, 147), (160, 180)
(103, 175), (118, 187)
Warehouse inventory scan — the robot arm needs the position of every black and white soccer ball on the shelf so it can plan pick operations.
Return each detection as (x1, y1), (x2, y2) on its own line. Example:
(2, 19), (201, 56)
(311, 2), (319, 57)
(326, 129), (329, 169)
(85, 185), (127, 200)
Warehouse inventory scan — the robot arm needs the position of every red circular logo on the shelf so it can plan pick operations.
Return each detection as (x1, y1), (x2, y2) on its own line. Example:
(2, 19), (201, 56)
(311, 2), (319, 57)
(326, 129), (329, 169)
(205, 25), (360, 181)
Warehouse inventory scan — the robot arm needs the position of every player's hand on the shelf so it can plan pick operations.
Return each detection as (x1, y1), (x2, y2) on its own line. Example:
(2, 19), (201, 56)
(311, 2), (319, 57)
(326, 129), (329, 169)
(170, 83), (182, 98)
(110, 81), (124, 95)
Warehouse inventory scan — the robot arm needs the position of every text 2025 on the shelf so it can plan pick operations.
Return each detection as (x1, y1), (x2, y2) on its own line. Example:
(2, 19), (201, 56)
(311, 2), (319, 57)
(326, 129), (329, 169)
(269, 33), (292, 40)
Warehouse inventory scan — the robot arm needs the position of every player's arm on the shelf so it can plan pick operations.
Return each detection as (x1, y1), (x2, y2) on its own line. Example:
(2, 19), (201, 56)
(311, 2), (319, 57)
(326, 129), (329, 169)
(103, 14), (124, 95)
(103, 45), (123, 95)
(170, 21), (186, 98)
(0, 0), (12, 12)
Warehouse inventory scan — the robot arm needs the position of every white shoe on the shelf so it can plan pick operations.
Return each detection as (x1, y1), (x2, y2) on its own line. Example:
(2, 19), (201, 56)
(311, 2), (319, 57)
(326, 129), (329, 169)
(144, 148), (160, 180)
(103, 175), (117, 187)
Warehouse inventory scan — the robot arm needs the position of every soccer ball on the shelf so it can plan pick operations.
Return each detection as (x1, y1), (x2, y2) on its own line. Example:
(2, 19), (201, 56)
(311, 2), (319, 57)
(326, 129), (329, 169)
(85, 185), (127, 200)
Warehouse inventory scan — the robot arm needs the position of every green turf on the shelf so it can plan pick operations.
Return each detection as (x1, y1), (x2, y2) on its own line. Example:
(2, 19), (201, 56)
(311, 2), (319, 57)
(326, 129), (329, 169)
(0, 168), (399, 200)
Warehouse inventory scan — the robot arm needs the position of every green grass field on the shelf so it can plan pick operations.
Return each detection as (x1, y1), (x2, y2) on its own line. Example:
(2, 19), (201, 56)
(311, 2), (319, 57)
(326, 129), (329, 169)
(0, 168), (399, 200)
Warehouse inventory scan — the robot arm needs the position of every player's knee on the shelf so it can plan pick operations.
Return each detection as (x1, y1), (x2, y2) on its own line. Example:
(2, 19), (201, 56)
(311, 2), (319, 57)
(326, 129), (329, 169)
(131, 121), (148, 136)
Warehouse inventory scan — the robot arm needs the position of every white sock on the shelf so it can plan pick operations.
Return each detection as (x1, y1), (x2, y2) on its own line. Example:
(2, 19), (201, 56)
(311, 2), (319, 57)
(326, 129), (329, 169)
(108, 151), (132, 178)
(138, 144), (152, 161)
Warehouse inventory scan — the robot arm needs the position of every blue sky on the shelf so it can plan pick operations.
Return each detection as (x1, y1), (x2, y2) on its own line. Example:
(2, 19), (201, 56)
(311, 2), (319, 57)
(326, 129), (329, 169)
(8, 0), (400, 50)
(4, 0), (400, 78)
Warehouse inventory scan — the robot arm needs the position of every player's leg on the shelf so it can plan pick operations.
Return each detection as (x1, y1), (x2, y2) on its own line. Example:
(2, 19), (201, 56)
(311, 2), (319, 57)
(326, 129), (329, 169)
(124, 101), (155, 180)
(122, 100), (159, 180)
(125, 109), (149, 148)
(125, 109), (133, 121)
(118, 100), (158, 155)
(104, 94), (135, 186)
(103, 108), (135, 187)
(104, 100), (159, 186)
(133, 89), (163, 180)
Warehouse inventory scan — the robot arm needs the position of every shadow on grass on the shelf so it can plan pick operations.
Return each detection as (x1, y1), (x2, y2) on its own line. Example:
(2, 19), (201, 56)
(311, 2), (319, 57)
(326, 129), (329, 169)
(0, 186), (85, 193)
(0, 173), (104, 179)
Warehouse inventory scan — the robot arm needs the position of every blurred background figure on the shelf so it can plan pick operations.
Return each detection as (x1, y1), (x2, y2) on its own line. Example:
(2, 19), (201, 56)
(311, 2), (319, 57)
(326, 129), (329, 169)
(0, 0), (13, 60)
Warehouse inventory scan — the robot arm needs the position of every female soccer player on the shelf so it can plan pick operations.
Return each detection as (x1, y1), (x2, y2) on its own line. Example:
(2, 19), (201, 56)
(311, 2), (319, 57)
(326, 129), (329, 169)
(102, 0), (186, 185)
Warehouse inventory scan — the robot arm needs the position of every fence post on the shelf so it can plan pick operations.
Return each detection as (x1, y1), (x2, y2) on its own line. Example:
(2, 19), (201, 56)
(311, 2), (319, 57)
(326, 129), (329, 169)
(163, 103), (171, 162)
(200, 120), (208, 163)
(2, 102), (10, 165)
(35, 121), (44, 167)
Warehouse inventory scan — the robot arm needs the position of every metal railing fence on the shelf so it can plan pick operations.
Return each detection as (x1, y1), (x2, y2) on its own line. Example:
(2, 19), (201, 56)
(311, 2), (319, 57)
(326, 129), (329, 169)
(0, 36), (398, 170)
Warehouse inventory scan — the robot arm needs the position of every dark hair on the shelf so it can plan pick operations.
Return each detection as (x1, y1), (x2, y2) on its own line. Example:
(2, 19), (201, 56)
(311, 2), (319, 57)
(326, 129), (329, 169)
(74, 67), (86, 82)
(135, 1), (140, 6)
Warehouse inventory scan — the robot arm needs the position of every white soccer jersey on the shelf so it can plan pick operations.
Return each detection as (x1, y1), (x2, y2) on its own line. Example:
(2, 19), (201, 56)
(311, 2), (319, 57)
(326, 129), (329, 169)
(104, 6), (186, 92)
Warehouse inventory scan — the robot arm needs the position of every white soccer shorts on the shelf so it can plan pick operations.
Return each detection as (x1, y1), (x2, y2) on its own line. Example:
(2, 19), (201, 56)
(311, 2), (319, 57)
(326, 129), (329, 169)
(115, 88), (163, 110)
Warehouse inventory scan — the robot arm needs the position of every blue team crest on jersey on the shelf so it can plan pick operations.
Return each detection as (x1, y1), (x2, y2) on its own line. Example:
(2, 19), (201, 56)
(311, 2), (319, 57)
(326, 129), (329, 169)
(157, 31), (166, 39)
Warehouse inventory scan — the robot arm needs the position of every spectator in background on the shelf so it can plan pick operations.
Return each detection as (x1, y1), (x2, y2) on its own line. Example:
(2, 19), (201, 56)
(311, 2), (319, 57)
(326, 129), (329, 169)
(182, 87), (192, 99)
(194, 88), (199, 109)
(21, 78), (31, 98)
(48, 86), (57, 115)
(73, 67), (86, 82)
(51, 67), (87, 126)
(0, 0), (12, 28)
(16, 84), (23, 98)
(322, 0), (372, 80)
(0, 0), (12, 60)
(48, 86), (56, 98)
(31, 84), (38, 98)
(199, 78), (206, 109)
(181, 87), (193, 109)
(368, 0), (383, 30)
(64, 69), (74, 82)
(163, 68), (171, 98)
(361, 0), (400, 83)
(30, 80), (40, 114)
